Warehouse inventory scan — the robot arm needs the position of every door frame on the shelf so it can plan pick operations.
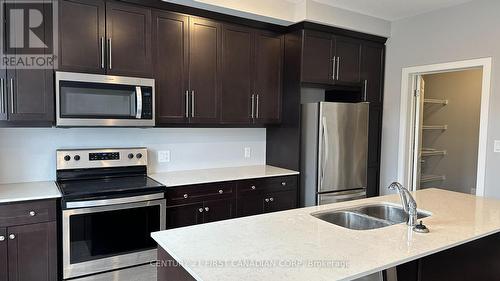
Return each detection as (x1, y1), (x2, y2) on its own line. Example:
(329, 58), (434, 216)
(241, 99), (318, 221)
(397, 58), (492, 195)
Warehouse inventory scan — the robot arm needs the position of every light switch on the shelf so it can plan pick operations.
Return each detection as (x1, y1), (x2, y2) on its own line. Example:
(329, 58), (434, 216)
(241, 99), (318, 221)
(495, 141), (500, 153)
(158, 151), (170, 163)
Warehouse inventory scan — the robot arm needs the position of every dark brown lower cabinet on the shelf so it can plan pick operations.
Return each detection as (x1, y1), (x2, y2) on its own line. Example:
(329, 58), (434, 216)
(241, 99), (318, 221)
(0, 199), (57, 281)
(165, 176), (298, 230)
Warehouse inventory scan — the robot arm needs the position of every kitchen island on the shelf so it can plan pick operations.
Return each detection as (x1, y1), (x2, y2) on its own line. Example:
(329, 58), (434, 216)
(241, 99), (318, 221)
(152, 188), (500, 281)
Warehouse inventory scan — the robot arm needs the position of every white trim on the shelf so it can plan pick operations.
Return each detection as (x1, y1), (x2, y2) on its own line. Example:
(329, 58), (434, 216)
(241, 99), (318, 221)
(397, 58), (492, 196)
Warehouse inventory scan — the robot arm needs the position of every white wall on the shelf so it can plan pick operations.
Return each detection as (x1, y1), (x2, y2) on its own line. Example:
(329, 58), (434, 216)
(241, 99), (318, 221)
(163, 0), (391, 37)
(382, 0), (500, 197)
(0, 128), (266, 184)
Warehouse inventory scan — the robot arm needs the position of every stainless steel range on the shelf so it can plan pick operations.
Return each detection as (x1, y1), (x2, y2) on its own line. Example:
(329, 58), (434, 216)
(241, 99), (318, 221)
(56, 148), (166, 281)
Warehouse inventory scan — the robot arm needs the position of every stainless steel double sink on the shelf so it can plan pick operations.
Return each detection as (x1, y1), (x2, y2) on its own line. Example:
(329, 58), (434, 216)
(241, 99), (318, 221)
(311, 203), (430, 230)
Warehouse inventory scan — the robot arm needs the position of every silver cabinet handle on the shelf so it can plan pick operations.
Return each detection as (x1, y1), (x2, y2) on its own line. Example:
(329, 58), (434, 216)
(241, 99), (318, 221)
(0, 78), (4, 114)
(251, 185), (256, 190)
(185, 90), (189, 118)
(218, 189), (223, 194)
(191, 90), (195, 118)
(108, 38), (112, 70)
(336, 56), (340, 80)
(9, 234), (15, 240)
(0, 236), (4, 242)
(255, 94), (260, 119)
(363, 80), (368, 101)
(281, 182), (286, 186)
(204, 207), (209, 212)
(100, 37), (105, 69)
(183, 194), (188, 199)
(250, 94), (255, 119)
(269, 197), (274, 202)
(9, 78), (13, 113)
(29, 211), (36, 217)
(198, 208), (204, 213)
(332, 56), (336, 80)
(265, 198), (270, 203)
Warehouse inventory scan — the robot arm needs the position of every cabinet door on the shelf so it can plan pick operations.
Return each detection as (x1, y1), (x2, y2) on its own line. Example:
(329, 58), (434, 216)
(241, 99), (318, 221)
(6, 69), (54, 123)
(236, 195), (264, 218)
(301, 30), (333, 84)
(334, 36), (361, 83)
(7, 222), (57, 281)
(166, 203), (203, 229)
(153, 11), (189, 124)
(264, 191), (297, 213)
(59, 0), (106, 74)
(254, 31), (283, 124)
(203, 199), (234, 223)
(361, 44), (384, 105)
(220, 24), (254, 124)
(106, 1), (152, 77)
(188, 17), (220, 123)
(0, 228), (6, 281)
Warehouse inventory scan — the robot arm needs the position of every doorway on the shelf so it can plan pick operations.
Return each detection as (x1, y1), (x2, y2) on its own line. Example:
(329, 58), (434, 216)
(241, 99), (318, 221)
(397, 58), (492, 195)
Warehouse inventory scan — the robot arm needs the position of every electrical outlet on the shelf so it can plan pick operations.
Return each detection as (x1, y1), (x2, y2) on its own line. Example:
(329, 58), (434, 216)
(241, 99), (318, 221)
(158, 150), (170, 163)
(244, 147), (251, 159)
(495, 140), (500, 153)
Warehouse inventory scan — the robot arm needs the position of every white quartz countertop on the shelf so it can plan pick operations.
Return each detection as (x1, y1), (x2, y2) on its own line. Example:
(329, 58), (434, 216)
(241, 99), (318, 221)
(152, 188), (500, 281)
(150, 165), (299, 187)
(0, 181), (61, 204)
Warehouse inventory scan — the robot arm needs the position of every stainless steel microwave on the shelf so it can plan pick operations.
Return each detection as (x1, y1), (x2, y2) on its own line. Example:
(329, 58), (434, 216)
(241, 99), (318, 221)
(55, 72), (155, 127)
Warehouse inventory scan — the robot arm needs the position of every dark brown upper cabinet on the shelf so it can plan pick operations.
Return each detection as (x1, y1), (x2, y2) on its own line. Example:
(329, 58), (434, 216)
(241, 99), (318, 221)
(59, 0), (106, 74)
(301, 30), (361, 85)
(153, 12), (220, 125)
(220, 24), (254, 124)
(254, 30), (284, 124)
(220, 25), (283, 124)
(361, 43), (384, 105)
(59, 0), (152, 78)
(0, 0), (53, 126)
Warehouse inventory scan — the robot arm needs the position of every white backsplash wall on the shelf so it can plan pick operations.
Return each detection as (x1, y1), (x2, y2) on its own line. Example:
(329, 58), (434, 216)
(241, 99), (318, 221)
(0, 128), (266, 184)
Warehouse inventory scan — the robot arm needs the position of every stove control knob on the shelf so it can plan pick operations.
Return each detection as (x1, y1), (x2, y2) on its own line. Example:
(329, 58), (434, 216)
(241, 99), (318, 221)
(128, 153), (134, 159)
(64, 155), (71, 162)
(74, 155), (80, 161)
(136, 153), (143, 159)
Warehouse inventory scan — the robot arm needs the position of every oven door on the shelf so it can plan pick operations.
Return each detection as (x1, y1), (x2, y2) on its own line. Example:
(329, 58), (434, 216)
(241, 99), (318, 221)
(62, 195), (166, 279)
(56, 71), (155, 127)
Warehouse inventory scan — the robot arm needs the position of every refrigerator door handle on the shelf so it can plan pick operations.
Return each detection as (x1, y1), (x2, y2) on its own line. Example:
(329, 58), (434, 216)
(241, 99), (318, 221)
(320, 116), (329, 190)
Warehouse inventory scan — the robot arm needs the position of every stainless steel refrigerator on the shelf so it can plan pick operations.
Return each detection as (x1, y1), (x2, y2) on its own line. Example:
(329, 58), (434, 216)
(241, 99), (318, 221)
(300, 102), (369, 206)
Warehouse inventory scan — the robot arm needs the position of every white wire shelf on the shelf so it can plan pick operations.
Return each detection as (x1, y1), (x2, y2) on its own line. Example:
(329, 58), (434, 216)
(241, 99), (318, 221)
(421, 174), (446, 183)
(421, 150), (447, 157)
(422, 125), (448, 130)
(424, 99), (449, 105)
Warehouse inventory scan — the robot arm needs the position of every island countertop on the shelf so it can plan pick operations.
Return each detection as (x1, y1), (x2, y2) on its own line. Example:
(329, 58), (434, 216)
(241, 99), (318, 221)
(152, 188), (500, 281)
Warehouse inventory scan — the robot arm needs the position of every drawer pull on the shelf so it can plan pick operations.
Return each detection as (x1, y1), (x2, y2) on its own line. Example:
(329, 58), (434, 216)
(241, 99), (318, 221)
(183, 194), (188, 199)
(9, 234), (15, 240)
(251, 186), (256, 190)
(218, 189), (223, 194)
(270, 197), (274, 202)
(205, 207), (210, 212)
(29, 211), (36, 217)
(281, 182), (287, 186)
(0, 236), (4, 242)
(198, 208), (204, 213)
(265, 198), (270, 203)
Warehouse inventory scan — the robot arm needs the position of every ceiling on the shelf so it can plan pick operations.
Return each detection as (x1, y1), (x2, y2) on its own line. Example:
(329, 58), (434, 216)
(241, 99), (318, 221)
(307, 0), (477, 21)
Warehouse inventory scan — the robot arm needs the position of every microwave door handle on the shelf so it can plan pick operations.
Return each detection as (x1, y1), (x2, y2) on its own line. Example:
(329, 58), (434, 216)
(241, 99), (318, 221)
(136, 86), (142, 119)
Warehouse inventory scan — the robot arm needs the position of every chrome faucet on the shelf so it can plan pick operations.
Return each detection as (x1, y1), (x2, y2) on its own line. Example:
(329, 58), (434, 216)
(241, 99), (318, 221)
(388, 182), (418, 226)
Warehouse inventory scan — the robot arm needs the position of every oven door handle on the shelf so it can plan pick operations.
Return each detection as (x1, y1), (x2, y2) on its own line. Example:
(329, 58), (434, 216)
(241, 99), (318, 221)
(65, 193), (164, 209)
(136, 86), (143, 119)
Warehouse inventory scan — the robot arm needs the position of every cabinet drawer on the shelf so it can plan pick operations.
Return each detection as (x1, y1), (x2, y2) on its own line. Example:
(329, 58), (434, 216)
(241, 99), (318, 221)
(237, 176), (297, 195)
(166, 182), (236, 205)
(0, 199), (56, 227)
